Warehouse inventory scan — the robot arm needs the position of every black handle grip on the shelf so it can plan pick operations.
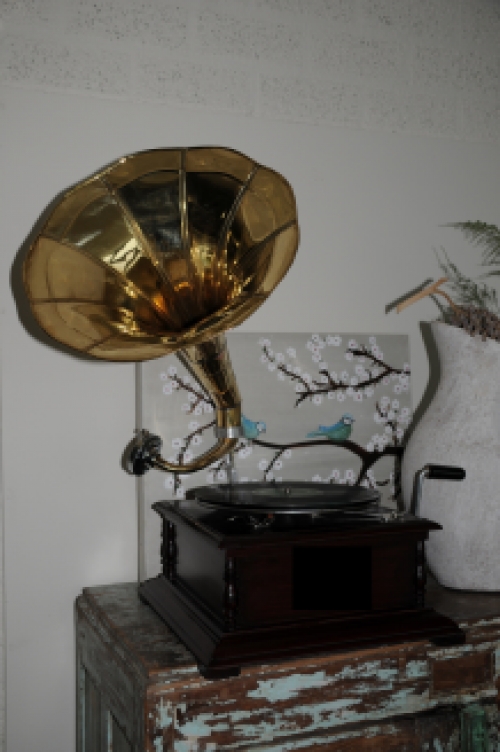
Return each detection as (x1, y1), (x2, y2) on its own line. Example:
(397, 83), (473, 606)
(426, 464), (466, 481)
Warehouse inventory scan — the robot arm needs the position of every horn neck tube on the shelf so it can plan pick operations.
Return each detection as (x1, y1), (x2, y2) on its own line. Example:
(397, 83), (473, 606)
(150, 334), (242, 474)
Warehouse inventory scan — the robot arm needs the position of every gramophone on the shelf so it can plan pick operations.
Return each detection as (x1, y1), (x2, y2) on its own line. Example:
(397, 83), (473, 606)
(23, 146), (464, 678)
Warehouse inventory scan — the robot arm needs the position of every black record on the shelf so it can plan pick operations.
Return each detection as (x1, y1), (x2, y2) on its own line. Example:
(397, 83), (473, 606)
(186, 481), (379, 513)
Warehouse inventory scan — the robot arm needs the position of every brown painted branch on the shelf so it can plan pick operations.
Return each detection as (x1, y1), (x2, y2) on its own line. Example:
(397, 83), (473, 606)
(254, 437), (404, 485)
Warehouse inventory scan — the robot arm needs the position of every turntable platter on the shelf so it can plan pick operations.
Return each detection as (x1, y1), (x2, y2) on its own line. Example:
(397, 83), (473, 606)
(186, 481), (379, 513)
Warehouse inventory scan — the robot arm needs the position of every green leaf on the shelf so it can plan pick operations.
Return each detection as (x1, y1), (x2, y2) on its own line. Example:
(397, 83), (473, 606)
(447, 221), (500, 266)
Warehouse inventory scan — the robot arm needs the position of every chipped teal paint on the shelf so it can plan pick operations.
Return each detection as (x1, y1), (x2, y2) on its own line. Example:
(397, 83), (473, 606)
(153, 737), (163, 752)
(433, 740), (444, 752)
(247, 671), (327, 701)
(406, 660), (428, 679)
(156, 698), (174, 728)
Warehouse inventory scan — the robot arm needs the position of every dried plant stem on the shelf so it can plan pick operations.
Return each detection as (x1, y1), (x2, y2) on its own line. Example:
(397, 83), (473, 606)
(396, 278), (461, 315)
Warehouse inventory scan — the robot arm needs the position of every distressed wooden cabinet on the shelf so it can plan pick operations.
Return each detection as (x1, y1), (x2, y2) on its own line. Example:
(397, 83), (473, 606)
(76, 578), (500, 751)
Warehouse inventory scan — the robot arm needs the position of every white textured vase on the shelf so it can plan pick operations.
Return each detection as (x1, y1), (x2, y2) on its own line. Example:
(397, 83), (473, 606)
(402, 321), (500, 591)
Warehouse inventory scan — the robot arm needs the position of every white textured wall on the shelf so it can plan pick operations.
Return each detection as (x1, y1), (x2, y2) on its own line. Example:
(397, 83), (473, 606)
(1, 1), (500, 751)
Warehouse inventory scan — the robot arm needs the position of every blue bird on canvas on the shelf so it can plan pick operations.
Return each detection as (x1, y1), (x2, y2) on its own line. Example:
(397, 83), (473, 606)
(241, 415), (266, 440)
(307, 413), (355, 441)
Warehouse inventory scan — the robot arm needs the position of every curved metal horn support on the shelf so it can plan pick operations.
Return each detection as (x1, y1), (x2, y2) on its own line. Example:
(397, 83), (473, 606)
(22, 147), (299, 476)
(151, 334), (243, 474)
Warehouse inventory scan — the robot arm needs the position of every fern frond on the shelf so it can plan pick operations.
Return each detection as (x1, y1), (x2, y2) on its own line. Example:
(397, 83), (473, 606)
(447, 221), (500, 267)
(435, 247), (500, 314)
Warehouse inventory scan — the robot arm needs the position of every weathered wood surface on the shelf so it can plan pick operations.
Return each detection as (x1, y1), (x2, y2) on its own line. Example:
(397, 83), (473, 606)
(76, 579), (500, 751)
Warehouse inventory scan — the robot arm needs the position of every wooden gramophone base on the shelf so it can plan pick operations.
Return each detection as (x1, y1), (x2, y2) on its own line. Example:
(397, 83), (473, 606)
(139, 575), (465, 680)
(140, 501), (465, 678)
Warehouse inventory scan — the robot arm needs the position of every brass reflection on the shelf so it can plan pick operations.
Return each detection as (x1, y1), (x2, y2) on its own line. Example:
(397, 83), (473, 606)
(23, 147), (299, 472)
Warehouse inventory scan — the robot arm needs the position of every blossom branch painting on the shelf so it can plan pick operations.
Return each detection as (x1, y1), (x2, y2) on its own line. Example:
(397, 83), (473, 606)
(140, 332), (412, 577)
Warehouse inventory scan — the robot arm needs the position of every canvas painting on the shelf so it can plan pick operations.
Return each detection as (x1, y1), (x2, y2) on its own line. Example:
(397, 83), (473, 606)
(139, 332), (411, 579)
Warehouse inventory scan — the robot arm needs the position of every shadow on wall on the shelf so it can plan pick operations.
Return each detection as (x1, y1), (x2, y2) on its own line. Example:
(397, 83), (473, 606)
(406, 321), (441, 443)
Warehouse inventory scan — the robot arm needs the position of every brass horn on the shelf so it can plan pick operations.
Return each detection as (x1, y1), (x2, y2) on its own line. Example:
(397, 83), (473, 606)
(23, 147), (299, 473)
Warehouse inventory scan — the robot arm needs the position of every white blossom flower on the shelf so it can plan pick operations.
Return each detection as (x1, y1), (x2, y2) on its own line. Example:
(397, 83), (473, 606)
(274, 460), (283, 470)
(194, 405), (203, 415)
(337, 392), (346, 401)
(189, 421), (199, 431)
(303, 372), (312, 383)
(403, 363), (410, 372)
(313, 394), (323, 405)
(278, 371), (285, 381)
(355, 365), (365, 376)
(396, 428), (405, 440)
(260, 354), (269, 364)
(391, 400), (399, 410)
(330, 370), (338, 381)
(258, 337), (270, 347)
(295, 384), (305, 393)
(382, 376), (390, 386)
(162, 384), (173, 395)
(172, 438), (183, 449)
(276, 352), (285, 363)
(312, 474), (322, 483)
(160, 372), (169, 380)
(306, 341), (314, 351)
(294, 366), (301, 375)
(341, 371), (349, 382)
(401, 407), (410, 418)
(369, 336), (377, 345)
(217, 469), (227, 482)
(353, 392), (363, 402)
(287, 347), (296, 358)
(265, 471), (274, 481)
(350, 376), (359, 386)
(365, 387), (374, 397)
(187, 393), (196, 403)
(328, 391), (336, 399)
(345, 468), (355, 481)
(268, 363), (276, 372)
(267, 348), (274, 358)
(258, 459), (268, 470)
(312, 353), (321, 363)
(311, 334), (321, 343)
(345, 351), (354, 361)
(387, 410), (395, 420)
(192, 435), (202, 446)
(394, 384), (402, 394)
(347, 386), (354, 396)
(385, 425), (393, 435)
(330, 335), (342, 346)
(319, 373), (329, 384)
(175, 487), (186, 499)
(168, 365), (177, 376)
(164, 476), (175, 489)
(367, 441), (375, 452)
(348, 339), (358, 349)
(373, 412), (382, 423)
(284, 449), (292, 459)
(380, 396), (390, 407)
(203, 403), (214, 413)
